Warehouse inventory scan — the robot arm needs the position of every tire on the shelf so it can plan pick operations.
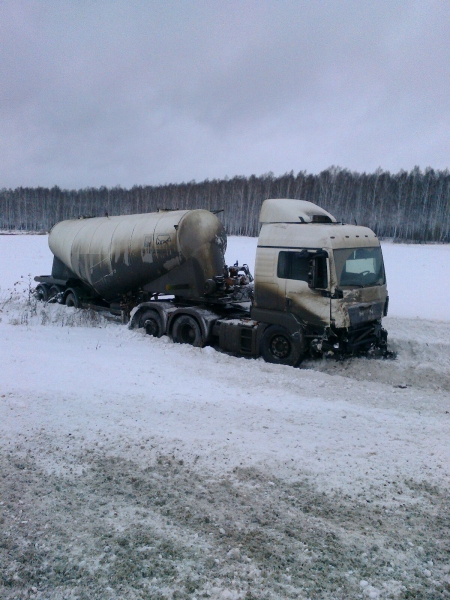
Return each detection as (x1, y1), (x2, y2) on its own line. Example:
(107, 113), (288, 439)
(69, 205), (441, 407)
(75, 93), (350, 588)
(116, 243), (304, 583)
(139, 310), (163, 338)
(48, 285), (63, 303)
(35, 284), (49, 302)
(171, 315), (204, 347)
(260, 325), (304, 367)
(65, 292), (80, 308)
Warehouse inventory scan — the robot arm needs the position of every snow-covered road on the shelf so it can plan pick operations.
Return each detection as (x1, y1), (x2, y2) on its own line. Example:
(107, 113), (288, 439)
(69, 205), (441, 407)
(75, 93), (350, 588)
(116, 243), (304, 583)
(1, 234), (449, 599)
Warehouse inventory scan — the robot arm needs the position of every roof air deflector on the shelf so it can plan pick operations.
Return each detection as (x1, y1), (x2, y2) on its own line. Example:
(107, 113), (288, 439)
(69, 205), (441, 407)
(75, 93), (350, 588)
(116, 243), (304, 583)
(259, 199), (337, 224)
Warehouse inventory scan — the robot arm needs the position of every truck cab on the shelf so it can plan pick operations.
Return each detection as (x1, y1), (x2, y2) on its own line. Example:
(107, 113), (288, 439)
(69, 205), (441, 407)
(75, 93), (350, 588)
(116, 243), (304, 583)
(251, 199), (389, 359)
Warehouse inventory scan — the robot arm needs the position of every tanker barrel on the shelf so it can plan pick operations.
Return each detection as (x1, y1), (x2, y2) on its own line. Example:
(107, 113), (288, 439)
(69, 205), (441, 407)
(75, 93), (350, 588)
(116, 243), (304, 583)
(48, 209), (227, 301)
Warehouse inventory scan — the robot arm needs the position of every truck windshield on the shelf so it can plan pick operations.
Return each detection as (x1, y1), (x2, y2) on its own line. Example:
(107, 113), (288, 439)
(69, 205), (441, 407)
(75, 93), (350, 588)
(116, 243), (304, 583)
(334, 247), (385, 288)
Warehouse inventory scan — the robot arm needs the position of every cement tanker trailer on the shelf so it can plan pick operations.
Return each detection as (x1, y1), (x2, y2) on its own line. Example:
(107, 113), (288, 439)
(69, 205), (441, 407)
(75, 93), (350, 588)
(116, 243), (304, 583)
(38, 209), (227, 304)
(35, 200), (391, 365)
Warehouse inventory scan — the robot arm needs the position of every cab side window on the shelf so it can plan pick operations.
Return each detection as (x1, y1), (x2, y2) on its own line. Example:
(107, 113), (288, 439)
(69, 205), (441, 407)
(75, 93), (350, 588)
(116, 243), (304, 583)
(278, 250), (328, 289)
(277, 251), (309, 282)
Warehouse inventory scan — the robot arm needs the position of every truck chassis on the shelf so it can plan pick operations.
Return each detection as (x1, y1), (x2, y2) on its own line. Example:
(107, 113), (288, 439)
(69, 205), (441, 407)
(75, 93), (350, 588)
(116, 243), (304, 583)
(34, 275), (391, 365)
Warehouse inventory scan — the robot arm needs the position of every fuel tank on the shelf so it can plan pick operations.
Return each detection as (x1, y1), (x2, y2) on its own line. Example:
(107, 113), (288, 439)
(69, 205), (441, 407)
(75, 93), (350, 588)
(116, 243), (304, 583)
(49, 210), (227, 301)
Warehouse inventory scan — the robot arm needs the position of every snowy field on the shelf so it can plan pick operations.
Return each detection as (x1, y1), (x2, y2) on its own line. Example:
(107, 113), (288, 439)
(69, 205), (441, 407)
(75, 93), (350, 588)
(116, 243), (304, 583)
(1, 234), (450, 600)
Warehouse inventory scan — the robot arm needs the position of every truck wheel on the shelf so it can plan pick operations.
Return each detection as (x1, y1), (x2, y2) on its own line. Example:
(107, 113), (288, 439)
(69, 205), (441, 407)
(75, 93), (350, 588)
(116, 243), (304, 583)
(35, 284), (49, 302)
(65, 292), (80, 308)
(139, 310), (163, 338)
(171, 315), (203, 347)
(48, 285), (63, 303)
(260, 325), (304, 367)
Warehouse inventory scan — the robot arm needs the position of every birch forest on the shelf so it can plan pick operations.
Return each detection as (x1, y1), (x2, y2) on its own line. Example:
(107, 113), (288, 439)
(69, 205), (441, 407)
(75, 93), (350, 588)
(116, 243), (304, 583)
(1, 167), (449, 242)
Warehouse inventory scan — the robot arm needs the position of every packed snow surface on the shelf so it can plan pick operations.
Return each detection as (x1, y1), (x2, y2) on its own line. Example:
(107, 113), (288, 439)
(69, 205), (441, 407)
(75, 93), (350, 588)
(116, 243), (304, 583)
(0, 233), (449, 599)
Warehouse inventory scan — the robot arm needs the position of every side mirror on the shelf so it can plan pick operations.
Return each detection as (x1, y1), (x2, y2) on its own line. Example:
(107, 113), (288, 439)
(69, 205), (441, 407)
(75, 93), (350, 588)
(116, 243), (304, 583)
(308, 259), (316, 288)
(308, 251), (328, 289)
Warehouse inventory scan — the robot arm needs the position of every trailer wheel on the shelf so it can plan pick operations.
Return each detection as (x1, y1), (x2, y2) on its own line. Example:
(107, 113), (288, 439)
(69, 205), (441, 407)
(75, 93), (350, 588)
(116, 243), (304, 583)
(260, 325), (304, 367)
(139, 310), (163, 338)
(48, 285), (63, 303)
(35, 284), (49, 302)
(171, 315), (203, 347)
(65, 292), (80, 308)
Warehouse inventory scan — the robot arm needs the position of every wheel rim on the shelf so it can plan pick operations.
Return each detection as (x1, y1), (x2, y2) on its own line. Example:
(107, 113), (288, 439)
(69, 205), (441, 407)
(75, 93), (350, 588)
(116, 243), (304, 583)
(144, 318), (159, 336)
(270, 334), (291, 359)
(49, 286), (61, 302)
(36, 286), (47, 301)
(180, 323), (196, 344)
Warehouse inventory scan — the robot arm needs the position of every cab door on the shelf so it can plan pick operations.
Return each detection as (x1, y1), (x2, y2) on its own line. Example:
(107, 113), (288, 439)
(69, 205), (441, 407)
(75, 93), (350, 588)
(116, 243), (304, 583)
(278, 250), (331, 327)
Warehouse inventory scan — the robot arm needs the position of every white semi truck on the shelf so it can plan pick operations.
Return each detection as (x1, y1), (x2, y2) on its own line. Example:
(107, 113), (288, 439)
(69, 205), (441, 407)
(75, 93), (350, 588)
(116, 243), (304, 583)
(34, 198), (390, 365)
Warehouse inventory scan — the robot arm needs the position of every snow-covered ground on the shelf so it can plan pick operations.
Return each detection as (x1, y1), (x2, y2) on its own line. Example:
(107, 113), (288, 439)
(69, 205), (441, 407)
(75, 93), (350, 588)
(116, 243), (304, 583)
(1, 234), (449, 600)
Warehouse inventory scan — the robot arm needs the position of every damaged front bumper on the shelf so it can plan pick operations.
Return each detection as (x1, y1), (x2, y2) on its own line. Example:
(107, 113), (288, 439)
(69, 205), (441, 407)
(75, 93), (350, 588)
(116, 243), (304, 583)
(310, 320), (395, 359)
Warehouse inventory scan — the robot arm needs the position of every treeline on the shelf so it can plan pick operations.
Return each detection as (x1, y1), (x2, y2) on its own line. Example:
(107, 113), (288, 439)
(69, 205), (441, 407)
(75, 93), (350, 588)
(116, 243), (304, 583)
(0, 166), (449, 242)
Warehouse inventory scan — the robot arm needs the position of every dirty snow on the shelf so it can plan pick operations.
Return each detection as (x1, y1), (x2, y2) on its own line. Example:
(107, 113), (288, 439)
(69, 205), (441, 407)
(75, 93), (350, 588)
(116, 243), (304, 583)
(0, 233), (449, 599)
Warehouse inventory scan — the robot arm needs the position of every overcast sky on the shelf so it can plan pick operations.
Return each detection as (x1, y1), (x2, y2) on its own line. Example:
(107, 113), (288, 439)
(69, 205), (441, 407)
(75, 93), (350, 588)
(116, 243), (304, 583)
(1, 0), (448, 189)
